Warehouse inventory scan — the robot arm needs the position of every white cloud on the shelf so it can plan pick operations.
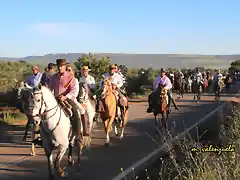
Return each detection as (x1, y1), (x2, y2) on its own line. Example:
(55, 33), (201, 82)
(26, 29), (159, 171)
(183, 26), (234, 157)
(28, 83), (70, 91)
(28, 22), (106, 40)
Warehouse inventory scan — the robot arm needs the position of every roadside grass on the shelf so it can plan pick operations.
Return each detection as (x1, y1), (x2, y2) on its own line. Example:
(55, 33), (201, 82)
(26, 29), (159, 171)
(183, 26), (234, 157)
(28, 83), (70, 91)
(0, 111), (27, 125)
(123, 107), (240, 180)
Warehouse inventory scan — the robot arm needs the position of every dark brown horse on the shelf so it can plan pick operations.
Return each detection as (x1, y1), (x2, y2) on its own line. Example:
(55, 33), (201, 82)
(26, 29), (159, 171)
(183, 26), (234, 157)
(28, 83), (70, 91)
(152, 84), (169, 133)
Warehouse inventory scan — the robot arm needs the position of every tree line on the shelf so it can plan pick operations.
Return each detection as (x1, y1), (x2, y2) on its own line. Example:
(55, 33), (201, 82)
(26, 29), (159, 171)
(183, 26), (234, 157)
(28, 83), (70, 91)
(0, 54), (239, 97)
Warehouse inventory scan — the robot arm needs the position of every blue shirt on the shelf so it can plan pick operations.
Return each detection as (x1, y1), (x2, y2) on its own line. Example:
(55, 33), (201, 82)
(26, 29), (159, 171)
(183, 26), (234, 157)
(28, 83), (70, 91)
(26, 72), (42, 87)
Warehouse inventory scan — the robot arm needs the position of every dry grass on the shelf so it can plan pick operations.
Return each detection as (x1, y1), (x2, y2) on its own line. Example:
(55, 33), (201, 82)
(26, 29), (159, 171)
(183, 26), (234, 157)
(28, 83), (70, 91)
(124, 107), (240, 180)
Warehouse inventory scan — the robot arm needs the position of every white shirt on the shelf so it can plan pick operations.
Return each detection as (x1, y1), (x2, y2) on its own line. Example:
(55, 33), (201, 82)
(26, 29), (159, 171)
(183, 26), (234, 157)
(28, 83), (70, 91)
(194, 72), (202, 83)
(79, 75), (96, 90)
(100, 72), (123, 89)
(153, 75), (172, 91)
(26, 72), (42, 87)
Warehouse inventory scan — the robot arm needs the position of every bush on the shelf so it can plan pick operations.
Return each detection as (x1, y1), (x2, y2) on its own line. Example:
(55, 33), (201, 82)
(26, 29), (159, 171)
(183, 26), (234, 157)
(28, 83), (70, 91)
(130, 108), (240, 180)
(0, 111), (27, 124)
(0, 60), (44, 92)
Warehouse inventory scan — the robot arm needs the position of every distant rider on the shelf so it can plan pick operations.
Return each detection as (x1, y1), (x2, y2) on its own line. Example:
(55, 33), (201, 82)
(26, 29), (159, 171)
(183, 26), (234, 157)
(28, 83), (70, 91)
(40, 63), (55, 87)
(26, 66), (42, 88)
(147, 68), (179, 113)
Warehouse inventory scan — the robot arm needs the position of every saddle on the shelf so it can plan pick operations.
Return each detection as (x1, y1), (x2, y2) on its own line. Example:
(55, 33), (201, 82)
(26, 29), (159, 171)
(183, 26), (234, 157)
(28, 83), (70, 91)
(57, 100), (73, 118)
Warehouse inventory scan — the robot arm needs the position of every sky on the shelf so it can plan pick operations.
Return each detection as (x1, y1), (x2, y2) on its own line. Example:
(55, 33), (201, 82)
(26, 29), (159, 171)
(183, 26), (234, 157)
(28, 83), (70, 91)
(0, 0), (240, 57)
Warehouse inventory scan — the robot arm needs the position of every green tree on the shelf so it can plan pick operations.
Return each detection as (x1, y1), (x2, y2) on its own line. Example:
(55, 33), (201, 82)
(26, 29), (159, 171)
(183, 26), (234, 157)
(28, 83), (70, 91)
(74, 53), (111, 94)
(229, 60), (240, 73)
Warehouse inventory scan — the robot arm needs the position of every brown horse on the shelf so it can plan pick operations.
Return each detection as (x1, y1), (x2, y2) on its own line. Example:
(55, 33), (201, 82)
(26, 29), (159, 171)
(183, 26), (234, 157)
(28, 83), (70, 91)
(100, 79), (128, 146)
(152, 84), (169, 133)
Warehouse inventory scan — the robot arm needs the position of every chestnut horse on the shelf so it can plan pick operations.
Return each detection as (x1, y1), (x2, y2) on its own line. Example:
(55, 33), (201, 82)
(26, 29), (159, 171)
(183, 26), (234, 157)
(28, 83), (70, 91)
(100, 79), (128, 146)
(152, 84), (169, 133)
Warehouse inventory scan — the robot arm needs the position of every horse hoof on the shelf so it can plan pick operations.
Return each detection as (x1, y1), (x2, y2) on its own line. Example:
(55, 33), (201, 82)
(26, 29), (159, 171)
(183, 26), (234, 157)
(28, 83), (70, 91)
(62, 171), (68, 178)
(119, 136), (123, 140)
(30, 152), (36, 156)
(68, 160), (74, 166)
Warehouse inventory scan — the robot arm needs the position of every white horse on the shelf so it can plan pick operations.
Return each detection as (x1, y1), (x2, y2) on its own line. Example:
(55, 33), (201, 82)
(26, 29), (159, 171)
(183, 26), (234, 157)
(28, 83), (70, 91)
(78, 82), (96, 135)
(23, 84), (71, 179)
(16, 81), (40, 156)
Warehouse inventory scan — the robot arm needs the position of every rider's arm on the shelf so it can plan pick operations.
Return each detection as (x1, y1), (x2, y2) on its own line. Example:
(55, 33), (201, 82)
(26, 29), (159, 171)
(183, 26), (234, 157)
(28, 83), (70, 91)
(116, 74), (123, 88)
(99, 79), (104, 89)
(65, 75), (78, 99)
(26, 75), (33, 86)
(153, 76), (160, 91)
(164, 77), (173, 90)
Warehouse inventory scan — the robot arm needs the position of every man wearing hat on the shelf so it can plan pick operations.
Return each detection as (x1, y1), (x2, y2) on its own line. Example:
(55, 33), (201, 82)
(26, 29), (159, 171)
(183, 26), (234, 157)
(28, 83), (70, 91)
(26, 66), (43, 88)
(213, 69), (224, 98)
(147, 68), (179, 113)
(100, 64), (126, 120)
(40, 63), (55, 87)
(50, 60), (86, 136)
(100, 64), (123, 89)
(79, 66), (96, 91)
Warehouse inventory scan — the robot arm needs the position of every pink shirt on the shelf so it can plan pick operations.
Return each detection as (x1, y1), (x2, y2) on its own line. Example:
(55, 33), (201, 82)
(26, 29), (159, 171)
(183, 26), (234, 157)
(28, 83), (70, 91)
(153, 75), (172, 91)
(50, 71), (77, 99)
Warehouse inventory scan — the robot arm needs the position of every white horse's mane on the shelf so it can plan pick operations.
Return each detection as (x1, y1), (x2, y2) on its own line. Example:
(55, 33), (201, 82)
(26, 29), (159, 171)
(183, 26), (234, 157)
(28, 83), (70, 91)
(39, 86), (58, 106)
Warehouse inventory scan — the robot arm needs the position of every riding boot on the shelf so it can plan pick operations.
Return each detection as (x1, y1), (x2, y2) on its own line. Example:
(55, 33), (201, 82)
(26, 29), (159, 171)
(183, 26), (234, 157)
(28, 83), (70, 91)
(81, 114), (90, 136)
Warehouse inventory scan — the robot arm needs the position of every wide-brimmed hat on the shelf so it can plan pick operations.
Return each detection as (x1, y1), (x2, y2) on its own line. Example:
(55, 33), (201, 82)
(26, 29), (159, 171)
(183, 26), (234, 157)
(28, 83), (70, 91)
(56, 58), (67, 66)
(82, 66), (91, 71)
(161, 68), (166, 72)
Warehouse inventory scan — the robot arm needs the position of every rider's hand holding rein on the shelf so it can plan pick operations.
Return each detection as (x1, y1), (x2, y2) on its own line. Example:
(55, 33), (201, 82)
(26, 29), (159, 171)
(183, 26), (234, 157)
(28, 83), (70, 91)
(59, 95), (67, 102)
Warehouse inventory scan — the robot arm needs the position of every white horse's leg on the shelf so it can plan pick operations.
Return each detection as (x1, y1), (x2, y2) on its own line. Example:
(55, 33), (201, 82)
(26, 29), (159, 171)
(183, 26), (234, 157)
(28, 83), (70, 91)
(106, 133), (110, 144)
(120, 127), (124, 140)
(114, 123), (118, 136)
(31, 128), (36, 156)
(86, 102), (94, 134)
(55, 145), (68, 178)
(45, 151), (55, 180)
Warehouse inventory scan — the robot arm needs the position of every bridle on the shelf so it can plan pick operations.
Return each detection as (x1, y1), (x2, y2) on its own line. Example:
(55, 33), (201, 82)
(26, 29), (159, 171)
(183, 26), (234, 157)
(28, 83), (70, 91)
(30, 90), (62, 135)
(31, 92), (58, 119)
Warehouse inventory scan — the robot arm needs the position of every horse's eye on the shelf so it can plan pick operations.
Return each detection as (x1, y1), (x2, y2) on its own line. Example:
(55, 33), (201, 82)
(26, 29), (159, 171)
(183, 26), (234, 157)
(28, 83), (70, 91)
(37, 99), (41, 102)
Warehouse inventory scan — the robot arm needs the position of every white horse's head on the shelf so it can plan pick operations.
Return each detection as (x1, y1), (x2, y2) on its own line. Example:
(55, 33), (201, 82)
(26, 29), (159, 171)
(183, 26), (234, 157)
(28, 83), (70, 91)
(26, 83), (57, 118)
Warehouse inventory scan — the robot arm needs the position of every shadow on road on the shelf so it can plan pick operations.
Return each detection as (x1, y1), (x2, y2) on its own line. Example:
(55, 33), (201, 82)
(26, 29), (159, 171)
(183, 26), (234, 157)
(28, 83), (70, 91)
(0, 99), (229, 180)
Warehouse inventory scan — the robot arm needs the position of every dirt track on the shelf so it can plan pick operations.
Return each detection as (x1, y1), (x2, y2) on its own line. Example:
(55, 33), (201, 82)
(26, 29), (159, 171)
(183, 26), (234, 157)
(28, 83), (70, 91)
(0, 93), (238, 180)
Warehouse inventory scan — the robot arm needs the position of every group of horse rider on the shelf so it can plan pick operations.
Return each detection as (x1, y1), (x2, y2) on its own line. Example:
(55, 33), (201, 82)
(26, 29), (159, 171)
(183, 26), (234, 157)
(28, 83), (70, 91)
(146, 67), (226, 113)
(24, 59), (127, 139)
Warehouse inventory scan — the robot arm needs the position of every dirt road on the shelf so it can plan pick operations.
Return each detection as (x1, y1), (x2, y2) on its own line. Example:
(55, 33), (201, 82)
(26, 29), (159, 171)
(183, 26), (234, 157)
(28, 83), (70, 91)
(0, 93), (236, 180)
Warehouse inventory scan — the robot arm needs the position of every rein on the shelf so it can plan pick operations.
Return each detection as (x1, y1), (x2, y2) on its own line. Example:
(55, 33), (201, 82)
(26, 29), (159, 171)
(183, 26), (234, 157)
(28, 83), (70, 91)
(31, 92), (58, 118)
(31, 91), (62, 136)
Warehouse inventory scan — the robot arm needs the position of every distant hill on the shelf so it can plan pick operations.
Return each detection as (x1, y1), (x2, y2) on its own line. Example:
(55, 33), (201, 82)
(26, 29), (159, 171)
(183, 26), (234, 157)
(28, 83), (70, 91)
(1, 53), (239, 69)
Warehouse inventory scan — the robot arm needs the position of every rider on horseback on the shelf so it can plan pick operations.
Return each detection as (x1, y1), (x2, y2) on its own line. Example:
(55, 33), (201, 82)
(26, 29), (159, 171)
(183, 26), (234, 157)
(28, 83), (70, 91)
(193, 68), (202, 82)
(100, 64), (127, 117)
(213, 69), (224, 98)
(147, 68), (179, 114)
(40, 63), (55, 87)
(79, 66), (96, 94)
